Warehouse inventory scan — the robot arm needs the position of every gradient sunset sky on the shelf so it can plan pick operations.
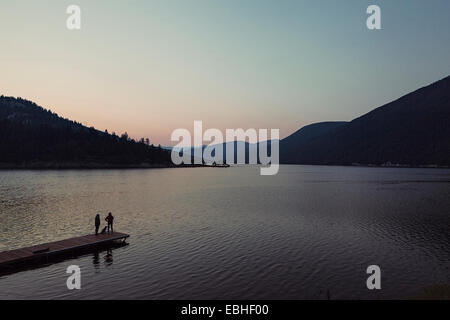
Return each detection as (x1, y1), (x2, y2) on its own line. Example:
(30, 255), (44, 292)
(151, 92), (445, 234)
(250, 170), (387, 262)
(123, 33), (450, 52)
(1, 0), (449, 145)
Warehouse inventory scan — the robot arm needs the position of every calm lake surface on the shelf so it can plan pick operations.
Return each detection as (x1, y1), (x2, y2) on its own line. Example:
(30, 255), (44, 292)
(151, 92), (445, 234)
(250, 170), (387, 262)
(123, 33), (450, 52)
(0, 165), (449, 299)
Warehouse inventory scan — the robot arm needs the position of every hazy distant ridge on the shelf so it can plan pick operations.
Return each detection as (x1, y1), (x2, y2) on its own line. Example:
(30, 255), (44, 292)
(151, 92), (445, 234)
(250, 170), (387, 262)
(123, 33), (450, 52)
(280, 75), (450, 167)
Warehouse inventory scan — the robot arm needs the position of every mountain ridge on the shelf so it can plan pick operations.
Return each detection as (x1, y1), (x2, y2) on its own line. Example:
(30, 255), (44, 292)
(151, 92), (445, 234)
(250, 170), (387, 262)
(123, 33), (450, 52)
(280, 75), (450, 166)
(1, 74), (449, 168)
(0, 95), (173, 168)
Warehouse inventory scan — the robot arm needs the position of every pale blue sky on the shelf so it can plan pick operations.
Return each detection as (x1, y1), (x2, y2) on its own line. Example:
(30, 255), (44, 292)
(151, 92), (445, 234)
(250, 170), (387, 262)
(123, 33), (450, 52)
(1, 0), (449, 145)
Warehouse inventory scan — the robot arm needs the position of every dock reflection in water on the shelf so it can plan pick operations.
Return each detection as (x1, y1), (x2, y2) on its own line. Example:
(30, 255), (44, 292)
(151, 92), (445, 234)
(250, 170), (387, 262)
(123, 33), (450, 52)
(0, 242), (128, 277)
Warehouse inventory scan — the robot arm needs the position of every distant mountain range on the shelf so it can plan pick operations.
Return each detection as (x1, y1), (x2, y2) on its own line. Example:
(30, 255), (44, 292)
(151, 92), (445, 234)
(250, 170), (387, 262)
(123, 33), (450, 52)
(1, 75), (449, 168)
(170, 75), (450, 167)
(280, 75), (450, 166)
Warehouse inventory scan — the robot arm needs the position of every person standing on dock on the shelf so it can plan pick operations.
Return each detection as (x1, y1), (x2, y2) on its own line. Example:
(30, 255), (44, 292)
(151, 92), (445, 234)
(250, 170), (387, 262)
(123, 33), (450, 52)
(105, 212), (114, 233)
(95, 214), (101, 235)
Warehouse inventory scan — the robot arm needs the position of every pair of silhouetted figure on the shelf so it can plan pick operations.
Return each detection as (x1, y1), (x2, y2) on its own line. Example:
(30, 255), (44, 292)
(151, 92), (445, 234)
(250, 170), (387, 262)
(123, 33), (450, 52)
(95, 212), (114, 235)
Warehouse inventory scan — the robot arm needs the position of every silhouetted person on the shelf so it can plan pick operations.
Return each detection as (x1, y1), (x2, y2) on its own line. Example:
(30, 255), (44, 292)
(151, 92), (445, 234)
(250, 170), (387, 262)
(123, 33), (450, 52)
(95, 214), (101, 235)
(105, 212), (114, 233)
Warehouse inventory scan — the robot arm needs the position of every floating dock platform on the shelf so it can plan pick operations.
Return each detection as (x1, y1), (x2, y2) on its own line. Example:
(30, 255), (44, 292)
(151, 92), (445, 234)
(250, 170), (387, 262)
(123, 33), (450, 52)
(0, 232), (129, 269)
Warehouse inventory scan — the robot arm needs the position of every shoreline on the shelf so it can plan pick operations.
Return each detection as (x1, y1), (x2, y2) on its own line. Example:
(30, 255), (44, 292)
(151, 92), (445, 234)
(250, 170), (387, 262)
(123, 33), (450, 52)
(0, 162), (448, 170)
(280, 163), (450, 169)
(0, 163), (230, 170)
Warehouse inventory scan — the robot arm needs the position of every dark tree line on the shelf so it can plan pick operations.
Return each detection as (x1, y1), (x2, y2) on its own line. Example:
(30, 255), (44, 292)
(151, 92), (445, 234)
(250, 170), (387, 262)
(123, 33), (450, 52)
(0, 96), (171, 167)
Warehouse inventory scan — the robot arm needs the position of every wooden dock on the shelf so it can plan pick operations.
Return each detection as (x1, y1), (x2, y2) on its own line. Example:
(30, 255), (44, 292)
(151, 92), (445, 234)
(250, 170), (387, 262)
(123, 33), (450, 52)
(0, 232), (129, 269)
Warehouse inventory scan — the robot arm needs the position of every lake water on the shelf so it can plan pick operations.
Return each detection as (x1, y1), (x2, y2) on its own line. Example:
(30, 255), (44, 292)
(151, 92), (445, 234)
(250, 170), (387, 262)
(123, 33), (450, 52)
(0, 165), (449, 299)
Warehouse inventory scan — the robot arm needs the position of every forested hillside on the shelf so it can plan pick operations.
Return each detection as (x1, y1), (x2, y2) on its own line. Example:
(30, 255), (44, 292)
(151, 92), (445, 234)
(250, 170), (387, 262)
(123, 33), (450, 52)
(0, 96), (172, 168)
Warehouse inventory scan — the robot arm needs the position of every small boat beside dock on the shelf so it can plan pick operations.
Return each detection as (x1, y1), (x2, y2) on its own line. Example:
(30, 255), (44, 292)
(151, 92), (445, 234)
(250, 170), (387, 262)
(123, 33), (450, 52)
(0, 232), (129, 270)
